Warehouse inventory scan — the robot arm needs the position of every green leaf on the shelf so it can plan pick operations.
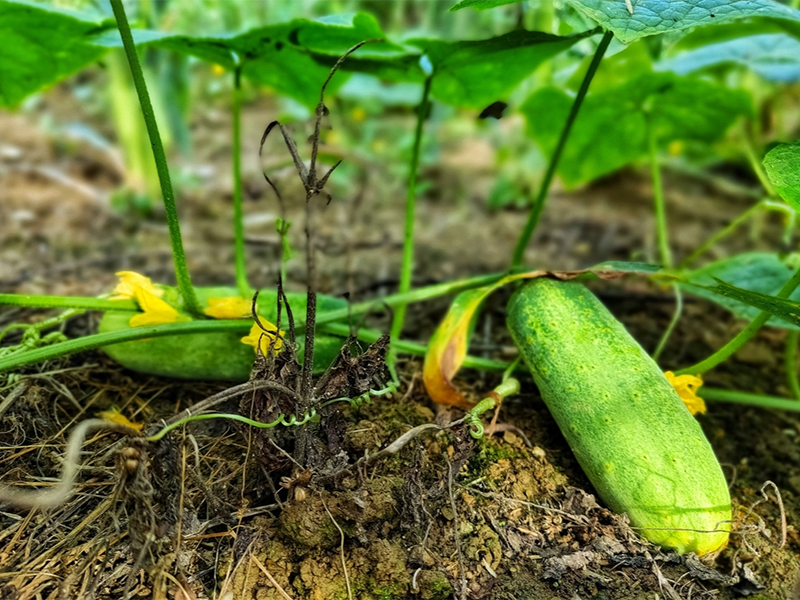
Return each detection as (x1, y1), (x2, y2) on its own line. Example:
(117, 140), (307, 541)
(410, 28), (597, 108)
(0, 0), (113, 107)
(680, 252), (800, 329)
(764, 141), (800, 211)
(522, 71), (752, 186)
(695, 278), (800, 328)
(449, 0), (523, 11)
(564, 0), (800, 44)
(93, 13), (406, 108)
(661, 33), (800, 82)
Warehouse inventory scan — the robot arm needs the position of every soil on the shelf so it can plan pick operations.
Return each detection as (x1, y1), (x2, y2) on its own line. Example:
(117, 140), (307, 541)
(1, 73), (799, 600)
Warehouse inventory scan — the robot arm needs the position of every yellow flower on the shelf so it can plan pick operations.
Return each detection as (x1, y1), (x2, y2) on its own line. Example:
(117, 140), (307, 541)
(212, 64), (226, 76)
(111, 271), (163, 300)
(98, 406), (144, 432)
(241, 321), (284, 356)
(129, 287), (189, 327)
(665, 371), (706, 415)
(204, 296), (252, 320)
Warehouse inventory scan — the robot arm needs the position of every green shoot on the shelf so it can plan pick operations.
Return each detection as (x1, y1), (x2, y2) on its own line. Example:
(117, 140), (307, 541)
(232, 64), (250, 297)
(109, 0), (201, 317)
(388, 75), (434, 375)
(677, 263), (800, 375)
(511, 29), (614, 268)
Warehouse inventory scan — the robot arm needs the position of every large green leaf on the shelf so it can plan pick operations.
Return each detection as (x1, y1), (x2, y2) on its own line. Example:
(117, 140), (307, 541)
(93, 13), (412, 108)
(409, 28), (597, 108)
(764, 141), (800, 212)
(564, 0), (800, 44)
(522, 71), (752, 186)
(0, 0), (113, 107)
(680, 252), (800, 329)
(661, 33), (800, 82)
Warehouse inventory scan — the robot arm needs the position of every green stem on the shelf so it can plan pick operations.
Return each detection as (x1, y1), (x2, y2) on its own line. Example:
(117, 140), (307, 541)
(232, 65), (249, 297)
(742, 121), (778, 199)
(318, 272), (504, 328)
(320, 322), (513, 372)
(0, 272), (505, 374)
(0, 320), (250, 374)
(678, 200), (763, 269)
(389, 75), (433, 358)
(511, 29), (613, 268)
(786, 330), (800, 400)
(677, 263), (800, 375)
(652, 283), (682, 361)
(701, 387), (800, 413)
(148, 412), (284, 443)
(0, 294), (137, 311)
(109, 0), (201, 317)
(648, 121), (672, 268)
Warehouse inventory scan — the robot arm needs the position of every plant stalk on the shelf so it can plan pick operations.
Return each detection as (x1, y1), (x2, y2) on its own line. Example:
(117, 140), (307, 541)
(679, 200), (764, 268)
(0, 272), (506, 373)
(648, 121), (672, 268)
(652, 283), (682, 361)
(388, 75), (433, 361)
(232, 65), (250, 297)
(109, 0), (201, 317)
(511, 29), (613, 268)
(0, 294), (137, 311)
(677, 263), (800, 375)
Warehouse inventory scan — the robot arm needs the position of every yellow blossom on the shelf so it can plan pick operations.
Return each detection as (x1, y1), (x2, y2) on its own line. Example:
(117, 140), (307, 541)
(241, 321), (284, 356)
(111, 271), (163, 300)
(665, 371), (706, 415)
(204, 296), (252, 320)
(98, 406), (144, 432)
(212, 64), (226, 76)
(129, 287), (189, 327)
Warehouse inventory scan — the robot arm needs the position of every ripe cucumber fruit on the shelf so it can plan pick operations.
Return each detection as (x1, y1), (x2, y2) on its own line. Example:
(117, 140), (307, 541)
(507, 278), (730, 555)
(99, 286), (347, 381)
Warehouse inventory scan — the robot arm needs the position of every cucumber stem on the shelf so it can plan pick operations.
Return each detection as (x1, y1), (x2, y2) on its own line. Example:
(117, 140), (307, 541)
(0, 294), (136, 311)
(388, 75), (433, 376)
(511, 29), (613, 268)
(232, 64), (250, 298)
(0, 273), (505, 374)
(677, 263), (800, 375)
(652, 283), (682, 361)
(678, 200), (764, 269)
(648, 121), (671, 268)
(109, 0), (201, 318)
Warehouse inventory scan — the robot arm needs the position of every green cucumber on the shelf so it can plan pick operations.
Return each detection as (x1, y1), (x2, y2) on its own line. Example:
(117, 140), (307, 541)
(98, 286), (347, 380)
(507, 278), (730, 555)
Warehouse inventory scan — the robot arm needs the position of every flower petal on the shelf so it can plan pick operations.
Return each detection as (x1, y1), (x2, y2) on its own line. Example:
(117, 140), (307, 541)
(98, 406), (144, 431)
(665, 371), (707, 415)
(204, 296), (251, 320)
(129, 288), (188, 327)
(241, 321), (284, 355)
(111, 271), (164, 300)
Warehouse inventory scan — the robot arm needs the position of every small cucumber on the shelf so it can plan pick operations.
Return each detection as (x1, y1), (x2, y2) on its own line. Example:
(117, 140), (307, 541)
(98, 286), (347, 380)
(507, 278), (730, 555)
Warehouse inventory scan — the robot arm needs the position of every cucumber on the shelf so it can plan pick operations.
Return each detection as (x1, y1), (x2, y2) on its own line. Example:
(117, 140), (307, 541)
(507, 278), (730, 555)
(98, 286), (347, 380)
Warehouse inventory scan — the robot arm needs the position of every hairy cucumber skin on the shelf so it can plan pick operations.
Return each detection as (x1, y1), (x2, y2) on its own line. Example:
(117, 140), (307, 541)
(507, 278), (730, 555)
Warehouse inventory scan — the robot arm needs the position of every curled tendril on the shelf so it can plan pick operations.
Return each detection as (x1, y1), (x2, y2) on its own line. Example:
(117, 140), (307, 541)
(464, 397), (497, 439)
(280, 409), (317, 427)
(320, 382), (399, 410)
(148, 381), (398, 442)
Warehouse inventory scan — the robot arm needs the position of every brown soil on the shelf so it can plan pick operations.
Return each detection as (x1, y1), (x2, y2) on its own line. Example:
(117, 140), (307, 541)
(1, 73), (799, 600)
